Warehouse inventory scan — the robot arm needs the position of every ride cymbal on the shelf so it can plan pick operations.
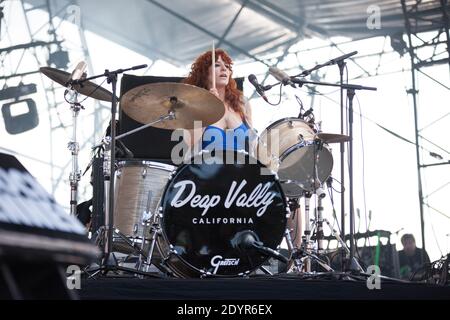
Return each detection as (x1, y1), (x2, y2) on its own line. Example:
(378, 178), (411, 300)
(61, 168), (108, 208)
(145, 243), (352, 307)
(316, 133), (351, 144)
(120, 82), (225, 130)
(40, 67), (116, 102)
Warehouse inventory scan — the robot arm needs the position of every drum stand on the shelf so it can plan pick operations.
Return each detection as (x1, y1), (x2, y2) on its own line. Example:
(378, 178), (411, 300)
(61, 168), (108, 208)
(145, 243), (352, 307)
(286, 192), (334, 273)
(65, 88), (83, 216)
(285, 183), (364, 274)
(286, 140), (348, 274)
(74, 64), (179, 278)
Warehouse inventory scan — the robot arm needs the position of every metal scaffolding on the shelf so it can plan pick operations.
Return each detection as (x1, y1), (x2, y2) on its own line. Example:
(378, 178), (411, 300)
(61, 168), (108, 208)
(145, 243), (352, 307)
(0, 0), (109, 206)
(401, 0), (450, 255)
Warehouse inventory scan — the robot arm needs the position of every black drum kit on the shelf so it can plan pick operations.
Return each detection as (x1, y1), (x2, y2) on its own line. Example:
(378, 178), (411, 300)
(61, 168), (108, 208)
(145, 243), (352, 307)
(40, 52), (376, 278)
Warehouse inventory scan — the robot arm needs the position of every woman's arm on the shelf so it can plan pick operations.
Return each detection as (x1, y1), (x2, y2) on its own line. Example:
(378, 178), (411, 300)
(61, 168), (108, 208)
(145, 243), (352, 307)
(244, 99), (253, 127)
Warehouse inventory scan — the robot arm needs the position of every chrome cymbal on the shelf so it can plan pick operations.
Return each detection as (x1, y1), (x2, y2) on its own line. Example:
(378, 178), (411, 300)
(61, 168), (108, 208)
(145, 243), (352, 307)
(316, 133), (351, 144)
(120, 82), (225, 130)
(40, 67), (115, 102)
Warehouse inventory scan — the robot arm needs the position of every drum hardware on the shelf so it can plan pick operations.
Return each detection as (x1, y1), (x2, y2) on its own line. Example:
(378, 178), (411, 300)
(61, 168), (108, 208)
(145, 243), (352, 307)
(74, 64), (167, 277)
(66, 89), (83, 217)
(40, 65), (92, 217)
(140, 212), (164, 274)
(284, 228), (303, 272)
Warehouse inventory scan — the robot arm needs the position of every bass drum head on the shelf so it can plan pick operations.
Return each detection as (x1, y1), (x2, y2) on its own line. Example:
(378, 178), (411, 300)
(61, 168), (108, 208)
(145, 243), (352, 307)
(160, 150), (288, 277)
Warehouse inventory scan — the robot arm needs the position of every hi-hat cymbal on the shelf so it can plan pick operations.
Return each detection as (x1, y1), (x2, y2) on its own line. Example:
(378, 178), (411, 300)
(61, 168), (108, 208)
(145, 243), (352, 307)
(40, 67), (115, 102)
(120, 82), (225, 130)
(316, 133), (351, 144)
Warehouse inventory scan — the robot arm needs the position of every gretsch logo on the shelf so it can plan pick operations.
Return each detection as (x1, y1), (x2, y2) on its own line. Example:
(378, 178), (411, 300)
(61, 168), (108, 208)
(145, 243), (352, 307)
(210, 255), (240, 275)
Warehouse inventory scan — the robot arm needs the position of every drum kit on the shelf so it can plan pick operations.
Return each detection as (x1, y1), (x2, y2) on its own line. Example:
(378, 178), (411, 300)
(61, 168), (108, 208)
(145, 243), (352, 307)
(40, 58), (368, 279)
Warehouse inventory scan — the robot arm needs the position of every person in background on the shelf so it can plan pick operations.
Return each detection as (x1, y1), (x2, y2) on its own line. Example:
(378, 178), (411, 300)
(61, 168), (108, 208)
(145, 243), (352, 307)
(398, 233), (430, 280)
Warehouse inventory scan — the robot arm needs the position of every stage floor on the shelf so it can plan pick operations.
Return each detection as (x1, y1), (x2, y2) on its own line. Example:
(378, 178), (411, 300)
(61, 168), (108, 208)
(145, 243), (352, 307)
(80, 274), (450, 300)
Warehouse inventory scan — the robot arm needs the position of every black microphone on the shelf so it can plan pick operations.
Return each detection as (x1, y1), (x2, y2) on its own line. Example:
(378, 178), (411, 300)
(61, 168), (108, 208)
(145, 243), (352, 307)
(131, 64), (148, 70)
(65, 61), (87, 87)
(269, 67), (296, 88)
(326, 176), (333, 189)
(231, 230), (288, 264)
(248, 74), (268, 102)
(302, 108), (313, 118)
(329, 51), (358, 65)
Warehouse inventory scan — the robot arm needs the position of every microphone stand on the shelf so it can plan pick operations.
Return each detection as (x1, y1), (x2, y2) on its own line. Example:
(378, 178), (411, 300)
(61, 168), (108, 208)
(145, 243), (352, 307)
(338, 60), (346, 272)
(292, 51), (358, 78)
(293, 52), (357, 271)
(288, 77), (376, 273)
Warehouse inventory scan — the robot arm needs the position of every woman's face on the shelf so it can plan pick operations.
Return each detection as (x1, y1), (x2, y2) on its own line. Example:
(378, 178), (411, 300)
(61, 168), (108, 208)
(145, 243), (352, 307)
(208, 55), (231, 89)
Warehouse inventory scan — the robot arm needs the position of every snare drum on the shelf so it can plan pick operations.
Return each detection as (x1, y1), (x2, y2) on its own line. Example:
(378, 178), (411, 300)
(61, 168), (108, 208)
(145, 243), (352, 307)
(113, 160), (175, 253)
(257, 118), (333, 197)
(156, 150), (288, 277)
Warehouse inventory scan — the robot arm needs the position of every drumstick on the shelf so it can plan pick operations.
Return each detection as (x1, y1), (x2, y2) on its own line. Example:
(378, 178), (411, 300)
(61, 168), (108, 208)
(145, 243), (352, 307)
(211, 40), (216, 90)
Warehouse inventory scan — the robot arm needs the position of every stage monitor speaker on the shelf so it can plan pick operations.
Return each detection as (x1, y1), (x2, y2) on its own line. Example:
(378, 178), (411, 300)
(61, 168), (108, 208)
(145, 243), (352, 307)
(0, 152), (98, 299)
(328, 244), (400, 278)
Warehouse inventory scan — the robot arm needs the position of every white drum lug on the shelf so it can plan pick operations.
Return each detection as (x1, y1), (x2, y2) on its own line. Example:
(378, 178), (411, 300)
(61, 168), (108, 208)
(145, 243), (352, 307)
(273, 171), (280, 180)
(142, 168), (147, 178)
(168, 244), (178, 256)
(116, 168), (122, 178)
(285, 205), (291, 217)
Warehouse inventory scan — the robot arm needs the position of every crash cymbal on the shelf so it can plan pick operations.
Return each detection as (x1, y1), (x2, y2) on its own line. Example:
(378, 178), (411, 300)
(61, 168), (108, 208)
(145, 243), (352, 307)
(120, 82), (225, 130)
(316, 133), (351, 144)
(40, 67), (115, 102)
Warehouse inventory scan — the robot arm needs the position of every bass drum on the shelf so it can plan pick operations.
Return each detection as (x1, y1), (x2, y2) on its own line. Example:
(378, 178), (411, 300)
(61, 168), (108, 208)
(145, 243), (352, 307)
(157, 150), (288, 277)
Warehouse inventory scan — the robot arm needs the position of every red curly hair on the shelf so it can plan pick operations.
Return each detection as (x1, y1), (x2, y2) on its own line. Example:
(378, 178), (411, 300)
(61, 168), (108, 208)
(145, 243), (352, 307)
(183, 49), (246, 121)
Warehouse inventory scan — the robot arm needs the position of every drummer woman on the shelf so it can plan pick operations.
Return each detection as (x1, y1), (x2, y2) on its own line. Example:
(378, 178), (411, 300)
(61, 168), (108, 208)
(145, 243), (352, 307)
(182, 48), (254, 151)
(183, 49), (302, 269)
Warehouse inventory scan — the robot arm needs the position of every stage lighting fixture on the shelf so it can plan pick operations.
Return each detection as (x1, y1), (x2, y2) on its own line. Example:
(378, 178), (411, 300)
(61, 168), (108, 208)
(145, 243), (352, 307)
(0, 83), (37, 101)
(390, 33), (408, 56)
(48, 49), (69, 69)
(1, 98), (39, 134)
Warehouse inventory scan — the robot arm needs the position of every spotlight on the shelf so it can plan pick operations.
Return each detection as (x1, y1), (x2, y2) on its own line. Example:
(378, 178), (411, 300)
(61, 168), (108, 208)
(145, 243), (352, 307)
(390, 33), (408, 56)
(0, 83), (39, 134)
(2, 98), (39, 134)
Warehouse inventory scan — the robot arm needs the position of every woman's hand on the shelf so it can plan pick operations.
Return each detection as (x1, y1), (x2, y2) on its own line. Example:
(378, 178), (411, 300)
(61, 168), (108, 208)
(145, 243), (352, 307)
(209, 88), (220, 98)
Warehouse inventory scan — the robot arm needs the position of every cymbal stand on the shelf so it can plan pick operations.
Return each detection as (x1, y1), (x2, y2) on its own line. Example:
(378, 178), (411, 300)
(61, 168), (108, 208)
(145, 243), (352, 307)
(139, 211), (164, 274)
(65, 88), (83, 216)
(288, 138), (334, 273)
